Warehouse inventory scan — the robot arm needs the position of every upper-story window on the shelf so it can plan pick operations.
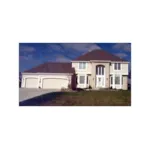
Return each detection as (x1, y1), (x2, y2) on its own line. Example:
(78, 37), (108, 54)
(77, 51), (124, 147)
(79, 62), (86, 69)
(96, 65), (104, 75)
(114, 63), (121, 70)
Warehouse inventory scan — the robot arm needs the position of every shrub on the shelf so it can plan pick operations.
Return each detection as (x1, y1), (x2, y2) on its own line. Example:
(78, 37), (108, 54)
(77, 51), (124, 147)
(61, 87), (66, 92)
(89, 85), (92, 89)
(68, 84), (71, 89)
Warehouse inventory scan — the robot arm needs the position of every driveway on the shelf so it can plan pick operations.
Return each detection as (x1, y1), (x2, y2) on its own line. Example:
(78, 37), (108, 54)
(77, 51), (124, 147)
(19, 88), (60, 102)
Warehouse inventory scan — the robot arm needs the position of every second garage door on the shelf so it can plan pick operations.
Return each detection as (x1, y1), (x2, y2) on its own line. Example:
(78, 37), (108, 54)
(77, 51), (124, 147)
(25, 78), (38, 88)
(42, 78), (69, 89)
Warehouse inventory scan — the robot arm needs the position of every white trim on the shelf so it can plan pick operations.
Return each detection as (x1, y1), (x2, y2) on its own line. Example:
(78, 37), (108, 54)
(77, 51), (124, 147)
(91, 60), (129, 63)
(110, 72), (128, 75)
(22, 73), (73, 75)
(72, 61), (90, 62)
(120, 74), (122, 89)
(72, 60), (129, 63)
(85, 74), (87, 88)
(113, 74), (115, 88)
(110, 75), (113, 87)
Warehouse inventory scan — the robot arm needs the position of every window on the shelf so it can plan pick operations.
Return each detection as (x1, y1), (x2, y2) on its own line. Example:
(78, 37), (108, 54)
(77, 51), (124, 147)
(96, 66), (104, 75)
(114, 63), (121, 70)
(79, 62), (86, 69)
(79, 76), (85, 84)
(115, 75), (120, 84)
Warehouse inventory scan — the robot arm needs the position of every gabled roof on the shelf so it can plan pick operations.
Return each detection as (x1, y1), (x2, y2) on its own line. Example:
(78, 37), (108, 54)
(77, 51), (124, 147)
(74, 49), (126, 62)
(24, 62), (75, 74)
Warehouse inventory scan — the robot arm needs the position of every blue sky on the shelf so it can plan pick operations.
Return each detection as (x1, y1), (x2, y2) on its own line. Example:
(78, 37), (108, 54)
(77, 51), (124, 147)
(19, 43), (131, 72)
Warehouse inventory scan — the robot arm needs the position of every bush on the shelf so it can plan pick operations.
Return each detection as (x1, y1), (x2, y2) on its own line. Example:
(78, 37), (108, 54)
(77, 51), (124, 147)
(89, 85), (92, 89)
(68, 84), (71, 89)
(61, 86), (72, 92)
(61, 87), (67, 92)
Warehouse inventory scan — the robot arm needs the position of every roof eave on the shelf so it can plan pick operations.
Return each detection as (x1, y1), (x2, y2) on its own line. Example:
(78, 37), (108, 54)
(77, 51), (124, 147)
(22, 72), (74, 75)
(72, 60), (129, 63)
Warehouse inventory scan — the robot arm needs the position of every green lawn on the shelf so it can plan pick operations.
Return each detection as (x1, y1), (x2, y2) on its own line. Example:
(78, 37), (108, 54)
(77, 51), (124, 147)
(40, 90), (131, 106)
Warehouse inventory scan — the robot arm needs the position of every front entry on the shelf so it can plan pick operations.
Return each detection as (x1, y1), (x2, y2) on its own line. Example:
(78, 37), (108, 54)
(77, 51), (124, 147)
(96, 65), (105, 88)
(96, 76), (105, 88)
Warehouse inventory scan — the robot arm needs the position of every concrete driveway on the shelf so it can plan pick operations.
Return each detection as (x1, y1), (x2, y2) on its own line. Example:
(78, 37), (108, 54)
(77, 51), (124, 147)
(19, 88), (60, 102)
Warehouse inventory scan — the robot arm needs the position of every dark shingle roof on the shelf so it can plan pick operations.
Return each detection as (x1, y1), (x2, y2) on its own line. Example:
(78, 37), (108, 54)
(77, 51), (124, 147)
(24, 62), (75, 73)
(74, 49), (126, 61)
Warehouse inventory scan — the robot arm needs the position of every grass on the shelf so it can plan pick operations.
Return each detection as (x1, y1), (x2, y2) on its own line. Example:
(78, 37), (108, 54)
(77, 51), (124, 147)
(40, 90), (131, 106)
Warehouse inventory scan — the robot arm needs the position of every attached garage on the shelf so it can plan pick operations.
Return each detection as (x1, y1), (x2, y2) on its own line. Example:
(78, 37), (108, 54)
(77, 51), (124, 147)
(25, 78), (38, 88)
(21, 62), (76, 89)
(42, 78), (69, 89)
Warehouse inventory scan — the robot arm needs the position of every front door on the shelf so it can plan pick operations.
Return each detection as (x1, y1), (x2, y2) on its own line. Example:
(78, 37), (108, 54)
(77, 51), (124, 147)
(96, 76), (105, 88)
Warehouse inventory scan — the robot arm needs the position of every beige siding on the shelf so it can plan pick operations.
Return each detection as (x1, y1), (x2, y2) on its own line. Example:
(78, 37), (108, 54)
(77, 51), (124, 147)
(72, 61), (129, 89)
(110, 63), (129, 75)
(122, 76), (128, 90)
(72, 62), (92, 74)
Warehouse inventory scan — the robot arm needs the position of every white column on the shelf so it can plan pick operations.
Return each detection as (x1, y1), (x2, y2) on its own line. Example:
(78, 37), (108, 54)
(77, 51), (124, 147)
(113, 74), (115, 89)
(120, 74), (122, 89)
(85, 74), (87, 88)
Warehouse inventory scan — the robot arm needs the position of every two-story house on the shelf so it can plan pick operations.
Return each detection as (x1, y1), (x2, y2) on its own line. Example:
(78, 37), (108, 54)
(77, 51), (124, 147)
(21, 49), (129, 90)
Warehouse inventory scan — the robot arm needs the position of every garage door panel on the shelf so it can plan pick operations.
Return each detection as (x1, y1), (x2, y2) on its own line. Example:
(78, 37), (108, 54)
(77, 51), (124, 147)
(42, 78), (69, 89)
(25, 78), (38, 88)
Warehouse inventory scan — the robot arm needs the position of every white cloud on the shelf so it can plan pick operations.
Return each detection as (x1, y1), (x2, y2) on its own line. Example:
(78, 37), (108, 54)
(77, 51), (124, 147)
(55, 55), (71, 62)
(113, 43), (131, 51)
(114, 53), (128, 58)
(60, 43), (101, 52)
(19, 54), (33, 60)
(20, 46), (36, 52)
(47, 44), (64, 52)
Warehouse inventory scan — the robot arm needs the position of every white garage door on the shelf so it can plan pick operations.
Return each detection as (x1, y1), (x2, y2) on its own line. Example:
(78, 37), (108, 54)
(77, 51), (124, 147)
(25, 78), (38, 88)
(42, 78), (69, 89)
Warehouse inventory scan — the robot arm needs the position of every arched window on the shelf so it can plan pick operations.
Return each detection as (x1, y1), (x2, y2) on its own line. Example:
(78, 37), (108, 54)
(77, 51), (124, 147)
(96, 65), (105, 75)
